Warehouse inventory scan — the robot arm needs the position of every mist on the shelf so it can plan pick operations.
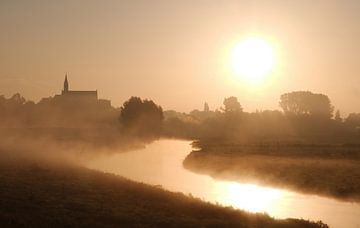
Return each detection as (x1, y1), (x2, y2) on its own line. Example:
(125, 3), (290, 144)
(3, 1), (360, 227)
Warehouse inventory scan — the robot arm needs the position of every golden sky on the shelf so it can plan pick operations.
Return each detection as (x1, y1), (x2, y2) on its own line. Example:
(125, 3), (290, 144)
(1, 1), (360, 115)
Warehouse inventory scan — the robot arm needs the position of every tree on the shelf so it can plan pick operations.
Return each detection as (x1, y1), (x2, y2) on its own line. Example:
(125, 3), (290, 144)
(279, 91), (334, 118)
(345, 113), (360, 128)
(119, 97), (164, 137)
(334, 110), (342, 122)
(9, 93), (26, 105)
(222, 96), (242, 113)
(204, 102), (210, 112)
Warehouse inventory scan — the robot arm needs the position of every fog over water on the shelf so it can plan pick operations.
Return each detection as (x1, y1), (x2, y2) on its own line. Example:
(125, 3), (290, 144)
(84, 139), (360, 228)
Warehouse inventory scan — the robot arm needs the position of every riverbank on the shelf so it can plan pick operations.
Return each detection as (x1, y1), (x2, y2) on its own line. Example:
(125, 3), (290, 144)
(183, 141), (360, 202)
(0, 155), (326, 228)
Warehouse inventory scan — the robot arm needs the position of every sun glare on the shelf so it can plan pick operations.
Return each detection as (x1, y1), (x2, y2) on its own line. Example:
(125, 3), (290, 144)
(215, 182), (283, 213)
(231, 37), (275, 83)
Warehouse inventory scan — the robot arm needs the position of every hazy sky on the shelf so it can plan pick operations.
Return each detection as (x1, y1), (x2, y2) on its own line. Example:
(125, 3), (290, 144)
(1, 0), (360, 115)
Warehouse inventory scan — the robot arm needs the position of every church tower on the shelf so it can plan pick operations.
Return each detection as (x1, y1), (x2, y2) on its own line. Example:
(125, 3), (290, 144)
(63, 74), (69, 94)
(58, 74), (98, 101)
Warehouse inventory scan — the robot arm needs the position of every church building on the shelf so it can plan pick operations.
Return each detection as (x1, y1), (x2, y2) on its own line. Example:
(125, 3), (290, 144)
(55, 75), (111, 107)
(61, 75), (98, 101)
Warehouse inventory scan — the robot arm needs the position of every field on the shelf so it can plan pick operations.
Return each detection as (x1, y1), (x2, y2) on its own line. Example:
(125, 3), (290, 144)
(0, 153), (327, 228)
(184, 141), (360, 202)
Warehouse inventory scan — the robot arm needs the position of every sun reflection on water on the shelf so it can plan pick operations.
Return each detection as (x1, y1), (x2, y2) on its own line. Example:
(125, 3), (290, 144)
(86, 140), (360, 228)
(213, 181), (284, 213)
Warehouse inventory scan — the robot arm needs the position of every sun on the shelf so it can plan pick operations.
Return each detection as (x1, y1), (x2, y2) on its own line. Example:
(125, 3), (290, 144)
(231, 37), (275, 83)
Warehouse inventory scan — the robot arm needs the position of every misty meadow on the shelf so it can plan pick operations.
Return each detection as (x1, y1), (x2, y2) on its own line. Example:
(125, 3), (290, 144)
(2, 1), (360, 228)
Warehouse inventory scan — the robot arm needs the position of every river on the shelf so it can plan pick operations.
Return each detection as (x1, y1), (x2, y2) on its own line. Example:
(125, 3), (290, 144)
(84, 139), (360, 228)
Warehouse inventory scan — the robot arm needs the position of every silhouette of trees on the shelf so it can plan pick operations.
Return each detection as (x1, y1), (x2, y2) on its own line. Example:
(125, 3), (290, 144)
(4, 89), (360, 144)
(0, 92), (119, 129)
(0, 93), (26, 112)
(8, 93), (26, 106)
(222, 96), (242, 113)
(279, 91), (334, 118)
(0, 93), (30, 126)
(335, 110), (342, 122)
(345, 113), (360, 128)
(119, 97), (164, 138)
(204, 102), (210, 112)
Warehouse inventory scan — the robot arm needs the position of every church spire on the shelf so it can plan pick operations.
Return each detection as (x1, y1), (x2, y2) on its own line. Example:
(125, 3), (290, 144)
(63, 74), (69, 93)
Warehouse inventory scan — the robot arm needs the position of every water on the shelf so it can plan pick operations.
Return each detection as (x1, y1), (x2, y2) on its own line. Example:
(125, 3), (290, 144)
(84, 139), (360, 228)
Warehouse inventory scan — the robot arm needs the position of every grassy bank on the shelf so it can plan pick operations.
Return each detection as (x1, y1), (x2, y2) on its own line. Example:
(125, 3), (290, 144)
(0, 155), (326, 228)
(184, 141), (360, 202)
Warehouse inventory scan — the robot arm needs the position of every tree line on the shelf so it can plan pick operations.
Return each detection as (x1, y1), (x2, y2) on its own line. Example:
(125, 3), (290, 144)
(1, 91), (360, 143)
(163, 91), (360, 143)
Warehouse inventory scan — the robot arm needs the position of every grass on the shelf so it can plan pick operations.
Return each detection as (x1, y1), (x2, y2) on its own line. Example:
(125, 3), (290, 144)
(184, 141), (360, 202)
(0, 154), (327, 228)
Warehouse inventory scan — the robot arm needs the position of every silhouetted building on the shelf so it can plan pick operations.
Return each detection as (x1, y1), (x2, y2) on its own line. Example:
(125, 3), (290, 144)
(55, 75), (111, 107)
(60, 74), (98, 102)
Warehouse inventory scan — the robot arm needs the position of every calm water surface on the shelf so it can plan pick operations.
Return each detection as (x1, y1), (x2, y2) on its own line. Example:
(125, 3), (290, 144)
(85, 139), (360, 228)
